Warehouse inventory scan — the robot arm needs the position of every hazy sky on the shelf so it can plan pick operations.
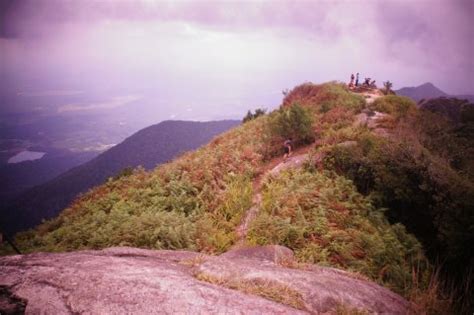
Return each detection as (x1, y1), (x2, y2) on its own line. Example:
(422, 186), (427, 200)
(1, 0), (473, 120)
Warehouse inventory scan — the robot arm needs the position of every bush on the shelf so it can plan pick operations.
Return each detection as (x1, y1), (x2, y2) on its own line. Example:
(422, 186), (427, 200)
(111, 166), (135, 181)
(282, 82), (366, 113)
(369, 95), (416, 118)
(267, 103), (315, 146)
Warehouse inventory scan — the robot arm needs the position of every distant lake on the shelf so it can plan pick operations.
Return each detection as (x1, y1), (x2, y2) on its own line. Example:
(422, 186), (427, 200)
(8, 150), (46, 163)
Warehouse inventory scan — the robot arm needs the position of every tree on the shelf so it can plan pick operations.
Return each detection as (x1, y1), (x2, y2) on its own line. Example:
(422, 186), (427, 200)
(242, 110), (253, 123)
(242, 108), (267, 123)
(383, 81), (393, 95)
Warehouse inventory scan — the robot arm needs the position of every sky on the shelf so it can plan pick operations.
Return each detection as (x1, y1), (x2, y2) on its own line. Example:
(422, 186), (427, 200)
(1, 0), (473, 122)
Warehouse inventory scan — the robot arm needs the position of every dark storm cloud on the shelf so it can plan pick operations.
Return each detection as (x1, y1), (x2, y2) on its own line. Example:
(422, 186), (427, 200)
(0, 0), (339, 39)
(0, 0), (21, 38)
(1, 0), (473, 98)
(374, 0), (473, 91)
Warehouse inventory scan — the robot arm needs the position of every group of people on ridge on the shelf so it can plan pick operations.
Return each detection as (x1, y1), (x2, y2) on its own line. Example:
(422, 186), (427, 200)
(348, 73), (376, 89)
(281, 73), (379, 162)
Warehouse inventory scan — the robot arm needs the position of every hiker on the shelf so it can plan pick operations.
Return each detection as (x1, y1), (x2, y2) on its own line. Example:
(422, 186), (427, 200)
(370, 79), (376, 88)
(364, 77), (371, 86)
(283, 138), (293, 161)
(349, 74), (355, 88)
(355, 73), (359, 86)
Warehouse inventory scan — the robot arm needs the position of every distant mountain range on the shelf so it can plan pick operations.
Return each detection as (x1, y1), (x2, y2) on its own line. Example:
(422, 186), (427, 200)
(1, 120), (239, 234)
(395, 82), (474, 103)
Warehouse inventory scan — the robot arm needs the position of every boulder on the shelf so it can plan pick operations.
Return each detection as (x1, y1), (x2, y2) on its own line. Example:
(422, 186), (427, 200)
(0, 247), (302, 314)
(353, 113), (369, 127)
(199, 248), (409, 314)
(0, 246), (410, 314)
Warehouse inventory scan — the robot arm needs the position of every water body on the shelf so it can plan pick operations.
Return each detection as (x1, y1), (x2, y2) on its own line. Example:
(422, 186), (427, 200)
(8, 150), (46, 163)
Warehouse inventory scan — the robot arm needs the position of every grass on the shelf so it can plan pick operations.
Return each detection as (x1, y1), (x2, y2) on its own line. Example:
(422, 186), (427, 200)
(335, 303), (370, 315)
(368, 95), (416, 118)
(195, 272), (306, 310)
(282, 82), (366, 113)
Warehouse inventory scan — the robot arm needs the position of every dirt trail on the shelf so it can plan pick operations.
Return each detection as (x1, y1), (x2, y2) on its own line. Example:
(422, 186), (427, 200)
(235, 89), (383, 246)
(234, 146), (311, 246)
(357, 89), (384, 104)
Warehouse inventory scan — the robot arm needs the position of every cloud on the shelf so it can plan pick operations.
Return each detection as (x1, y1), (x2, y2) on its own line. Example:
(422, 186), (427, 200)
(17, 90), (83, 97)
(373, 0), (474, 91)
(0, 0), (343, 39)
(57, 95), (141, 113)
(0, 0), (472, 103)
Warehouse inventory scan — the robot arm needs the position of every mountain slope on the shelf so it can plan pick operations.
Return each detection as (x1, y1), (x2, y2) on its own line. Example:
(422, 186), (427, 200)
(1, 120), (239, 234)
(6, 82), (473, 312)
(7, 83), (429, 295)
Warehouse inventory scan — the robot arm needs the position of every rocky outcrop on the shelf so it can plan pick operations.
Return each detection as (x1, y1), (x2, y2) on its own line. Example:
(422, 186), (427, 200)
(269, 153), (309, 176)
(0, 246), (410, 314)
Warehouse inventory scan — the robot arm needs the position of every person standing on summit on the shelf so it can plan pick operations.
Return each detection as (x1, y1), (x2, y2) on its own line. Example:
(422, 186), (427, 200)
(355, 73), (360, 86)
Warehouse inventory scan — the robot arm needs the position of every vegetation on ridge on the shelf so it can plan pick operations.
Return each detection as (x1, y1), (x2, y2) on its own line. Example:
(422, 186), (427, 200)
(3, 81), (471, 312)
(247, 167), (426, 296)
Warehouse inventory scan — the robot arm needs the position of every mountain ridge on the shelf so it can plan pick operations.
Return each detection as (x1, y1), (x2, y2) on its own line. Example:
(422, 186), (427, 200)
(1, 119), (239, 234)
(4, 82), (472, 313)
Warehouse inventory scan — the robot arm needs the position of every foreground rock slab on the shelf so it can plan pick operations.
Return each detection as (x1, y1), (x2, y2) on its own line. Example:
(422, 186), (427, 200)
(200, 246), (409, 314)
(0, 246), (409, 314)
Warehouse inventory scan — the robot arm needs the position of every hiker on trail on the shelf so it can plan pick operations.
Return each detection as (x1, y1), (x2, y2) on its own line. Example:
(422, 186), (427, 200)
(364, 78), (371, 86)
(355, 73), (359, 86)
(349, 74), (355, 88)
(370, 79), (376, 88)
(283, 138), (293, 161)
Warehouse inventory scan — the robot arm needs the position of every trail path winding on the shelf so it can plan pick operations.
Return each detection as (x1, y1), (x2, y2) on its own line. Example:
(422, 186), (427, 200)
(234, 146), (311, 246)
(235, 89), (383, 246)
(358, 89), (383, 104)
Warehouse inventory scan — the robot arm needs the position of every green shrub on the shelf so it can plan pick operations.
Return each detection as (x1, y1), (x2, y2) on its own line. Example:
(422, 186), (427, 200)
(460, 104), (474, 123)
(267, 103), (315, 145)
(369, 95), (416, 118)
(282, 82), (366, 113)
(111, 166), (135, 181)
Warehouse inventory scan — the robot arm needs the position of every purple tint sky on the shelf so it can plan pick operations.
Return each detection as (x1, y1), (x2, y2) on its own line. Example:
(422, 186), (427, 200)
(1, 0), (473, 120)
